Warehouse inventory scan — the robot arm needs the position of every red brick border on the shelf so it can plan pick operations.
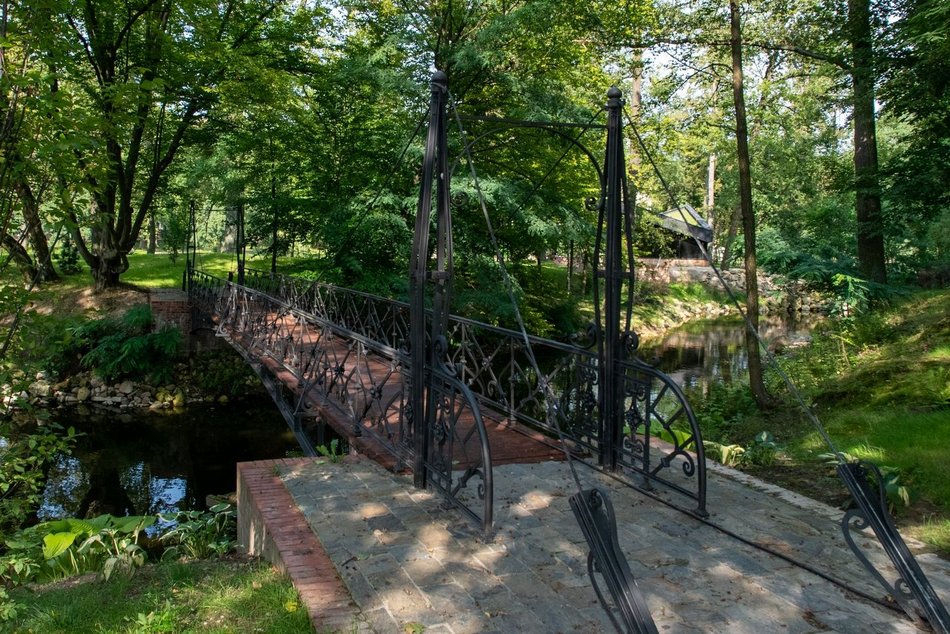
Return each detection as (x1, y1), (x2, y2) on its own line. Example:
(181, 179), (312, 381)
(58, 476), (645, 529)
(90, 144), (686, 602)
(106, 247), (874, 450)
(237, 458), (357, 631)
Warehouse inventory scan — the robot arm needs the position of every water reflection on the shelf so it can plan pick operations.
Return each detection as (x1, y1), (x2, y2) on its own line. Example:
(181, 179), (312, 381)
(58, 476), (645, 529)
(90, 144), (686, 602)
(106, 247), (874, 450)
(636, 316), (820, 394)
(39, 401), (299, 520)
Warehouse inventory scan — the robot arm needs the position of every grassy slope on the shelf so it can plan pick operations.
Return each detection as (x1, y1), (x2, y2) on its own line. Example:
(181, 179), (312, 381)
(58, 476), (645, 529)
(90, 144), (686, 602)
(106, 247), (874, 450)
(3, 557), (315, 634)
(767, 290), (950, 550)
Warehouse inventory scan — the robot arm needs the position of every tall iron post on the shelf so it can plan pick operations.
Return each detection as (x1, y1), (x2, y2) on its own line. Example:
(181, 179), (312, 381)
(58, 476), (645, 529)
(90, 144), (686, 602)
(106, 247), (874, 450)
(236, 202), (246, 285)
(599, 87), (629, 471)
(183, 200), (197, 291)
(409, 71), (451, 488)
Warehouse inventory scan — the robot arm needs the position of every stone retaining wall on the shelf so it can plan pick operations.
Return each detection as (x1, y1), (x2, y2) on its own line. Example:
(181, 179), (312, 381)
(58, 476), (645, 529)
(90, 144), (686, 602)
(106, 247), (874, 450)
(638, 259), (833, 315)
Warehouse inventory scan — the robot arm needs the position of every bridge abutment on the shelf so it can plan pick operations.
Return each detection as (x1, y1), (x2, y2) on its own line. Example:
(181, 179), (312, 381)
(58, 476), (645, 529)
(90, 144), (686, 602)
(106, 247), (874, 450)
(148, 288), (224, 354)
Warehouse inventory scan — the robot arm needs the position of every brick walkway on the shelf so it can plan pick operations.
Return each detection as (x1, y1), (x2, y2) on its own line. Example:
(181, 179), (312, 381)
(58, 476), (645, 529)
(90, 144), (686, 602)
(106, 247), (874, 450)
(257, 455), (950, 634)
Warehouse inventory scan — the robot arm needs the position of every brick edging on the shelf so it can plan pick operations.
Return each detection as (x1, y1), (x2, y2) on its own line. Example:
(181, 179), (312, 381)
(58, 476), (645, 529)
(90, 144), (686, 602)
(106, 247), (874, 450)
(237, 458), (357, 631)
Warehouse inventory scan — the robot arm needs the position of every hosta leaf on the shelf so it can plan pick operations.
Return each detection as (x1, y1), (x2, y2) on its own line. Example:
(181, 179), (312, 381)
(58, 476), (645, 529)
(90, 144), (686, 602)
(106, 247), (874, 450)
(42, 532), (77, 560)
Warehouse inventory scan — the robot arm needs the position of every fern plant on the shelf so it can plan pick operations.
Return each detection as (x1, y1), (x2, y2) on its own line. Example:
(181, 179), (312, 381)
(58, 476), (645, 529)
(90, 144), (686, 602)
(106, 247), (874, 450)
(75, 305), (181, 383)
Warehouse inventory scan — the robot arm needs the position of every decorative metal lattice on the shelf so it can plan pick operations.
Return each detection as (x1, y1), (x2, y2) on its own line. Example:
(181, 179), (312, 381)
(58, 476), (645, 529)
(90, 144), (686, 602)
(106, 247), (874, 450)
(192, 274), (499, 536)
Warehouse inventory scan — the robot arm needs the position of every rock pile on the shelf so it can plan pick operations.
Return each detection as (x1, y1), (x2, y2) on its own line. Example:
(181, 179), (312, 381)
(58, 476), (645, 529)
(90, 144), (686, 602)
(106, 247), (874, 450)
(4, 367), (258, 414)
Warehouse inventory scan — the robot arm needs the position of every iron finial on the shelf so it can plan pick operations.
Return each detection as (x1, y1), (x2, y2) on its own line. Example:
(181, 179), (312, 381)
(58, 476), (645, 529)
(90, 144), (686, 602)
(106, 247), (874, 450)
(607, 86), (622, 99)
(431, 70), (448, 91)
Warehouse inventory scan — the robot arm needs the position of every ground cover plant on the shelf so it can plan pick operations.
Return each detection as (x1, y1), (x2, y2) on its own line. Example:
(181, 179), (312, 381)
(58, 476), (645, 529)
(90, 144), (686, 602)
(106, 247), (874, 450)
(1, 556), (313, 633)
(690, 290), (950, 553)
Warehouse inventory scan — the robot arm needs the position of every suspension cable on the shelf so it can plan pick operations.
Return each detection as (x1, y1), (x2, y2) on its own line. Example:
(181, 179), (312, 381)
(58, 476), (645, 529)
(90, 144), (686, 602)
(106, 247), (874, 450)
(448, 91), (589, 494)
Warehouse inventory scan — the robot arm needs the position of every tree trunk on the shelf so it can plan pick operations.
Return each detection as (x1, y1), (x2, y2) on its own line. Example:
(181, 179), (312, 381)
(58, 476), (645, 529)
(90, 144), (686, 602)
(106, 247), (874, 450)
(147, 208), (156, 254)
(730, 0), (770, 409)
(271, 175), (278, 274)
(14, 172), (58, 282)
(627, 51), (643, 178)
(93, 253), (126, 291)
(86, 199), (128, 291)
(848, 0), (886, 284)
(706, 153), (717, 233)
(1, 234), (37, 283)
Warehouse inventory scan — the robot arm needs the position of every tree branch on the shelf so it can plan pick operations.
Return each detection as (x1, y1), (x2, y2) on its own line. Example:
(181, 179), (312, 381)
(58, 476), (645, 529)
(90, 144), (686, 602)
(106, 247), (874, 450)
(639, 36), (849, 71)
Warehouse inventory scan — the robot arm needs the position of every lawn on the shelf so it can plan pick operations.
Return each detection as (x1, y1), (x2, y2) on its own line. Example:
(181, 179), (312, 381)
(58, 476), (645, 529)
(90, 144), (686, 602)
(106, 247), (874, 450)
(2, 557), (316, 634)
(758, 290), (950, 552)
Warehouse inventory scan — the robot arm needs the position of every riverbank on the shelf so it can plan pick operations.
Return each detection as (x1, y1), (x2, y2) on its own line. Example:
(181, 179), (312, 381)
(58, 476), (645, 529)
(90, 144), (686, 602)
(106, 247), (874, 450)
(696, 289), (950, 555)
(8, 350), (264, 416)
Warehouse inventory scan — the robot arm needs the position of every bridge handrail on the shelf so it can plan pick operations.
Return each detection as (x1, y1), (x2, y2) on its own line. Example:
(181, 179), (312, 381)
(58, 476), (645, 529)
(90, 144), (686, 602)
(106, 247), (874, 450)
(204, 269), (408, 361)
(191, 267), (496, 533)
(235, 268), (707, 515)
(242, 267), (620, 358)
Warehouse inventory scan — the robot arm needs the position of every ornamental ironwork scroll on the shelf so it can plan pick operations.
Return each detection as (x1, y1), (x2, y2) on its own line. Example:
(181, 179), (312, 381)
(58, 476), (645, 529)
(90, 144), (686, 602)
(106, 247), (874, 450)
(839, 461), (950, 632)
(570, 488), (658, 634)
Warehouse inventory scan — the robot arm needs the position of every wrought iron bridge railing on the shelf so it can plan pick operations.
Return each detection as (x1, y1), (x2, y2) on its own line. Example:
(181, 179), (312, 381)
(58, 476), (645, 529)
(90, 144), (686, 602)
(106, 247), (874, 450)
(190, 268), (494, 533)
(235, 266), (707, 517)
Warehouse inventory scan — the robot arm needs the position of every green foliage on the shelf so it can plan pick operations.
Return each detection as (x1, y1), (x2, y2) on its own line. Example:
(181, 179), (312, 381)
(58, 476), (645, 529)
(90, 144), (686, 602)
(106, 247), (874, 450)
(2, 514), (154, 586)
(158, 504), (236, 561)
(316, 439), (344, 464)
(53, 236), (83, 276)
(124, 602), (176, 633)
(704, 432), (779, 468)
(160, 207), (191, 264)
(0, 504), (236, 625)
(0, 587), (17, 622)
(702, 441), (746, 467)
(743, 432), (779, 467)
(689, 381), (758, 444)
(0, 424), (77, 543)
(47, 305), (181, 384)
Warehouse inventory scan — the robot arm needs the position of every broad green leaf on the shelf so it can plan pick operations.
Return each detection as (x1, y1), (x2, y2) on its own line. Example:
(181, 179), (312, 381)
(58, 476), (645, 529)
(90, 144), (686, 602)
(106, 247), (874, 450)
(42, 532), (77, 560)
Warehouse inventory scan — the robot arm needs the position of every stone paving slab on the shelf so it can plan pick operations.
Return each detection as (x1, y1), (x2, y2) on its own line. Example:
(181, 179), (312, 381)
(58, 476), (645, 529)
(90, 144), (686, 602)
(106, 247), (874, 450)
(279, 457), (950, 633)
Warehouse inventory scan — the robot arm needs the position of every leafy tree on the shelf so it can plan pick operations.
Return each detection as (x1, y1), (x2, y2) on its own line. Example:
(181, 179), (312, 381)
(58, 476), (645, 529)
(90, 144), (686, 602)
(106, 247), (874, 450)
(878, 0), (950, 274)
(0, 0), (59, 283)
(17, 0), (324, 290)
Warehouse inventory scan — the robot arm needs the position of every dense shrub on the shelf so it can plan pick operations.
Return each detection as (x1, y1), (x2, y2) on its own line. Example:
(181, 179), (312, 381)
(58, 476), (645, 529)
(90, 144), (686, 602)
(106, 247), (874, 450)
(0, 423), (77, 544)
(45, 305), (181, 384)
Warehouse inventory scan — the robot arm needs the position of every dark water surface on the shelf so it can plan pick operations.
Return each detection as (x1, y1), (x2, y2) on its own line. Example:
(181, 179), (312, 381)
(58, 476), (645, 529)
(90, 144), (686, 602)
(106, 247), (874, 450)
(636, 315), (821, 393)
(39, 401), (299, 520)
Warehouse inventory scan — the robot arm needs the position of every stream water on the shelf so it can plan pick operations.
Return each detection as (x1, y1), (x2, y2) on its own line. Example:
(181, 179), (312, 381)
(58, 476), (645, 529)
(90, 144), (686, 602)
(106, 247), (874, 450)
(38, 401), (299, 521)
(36, 315), (819, 520)
(637, 315), (821, 393)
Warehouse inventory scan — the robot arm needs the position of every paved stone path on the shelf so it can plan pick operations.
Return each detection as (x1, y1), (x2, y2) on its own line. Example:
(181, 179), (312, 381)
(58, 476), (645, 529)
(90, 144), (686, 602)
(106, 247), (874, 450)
(279, 457), (950, 633)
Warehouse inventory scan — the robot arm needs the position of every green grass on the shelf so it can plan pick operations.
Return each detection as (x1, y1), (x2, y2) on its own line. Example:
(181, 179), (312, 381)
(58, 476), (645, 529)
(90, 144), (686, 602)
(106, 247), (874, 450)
(821, 408), (950, 508)
(747, 290), (950, 553)
(121, 252), (334, 288)
(2, 557), (316, 633)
